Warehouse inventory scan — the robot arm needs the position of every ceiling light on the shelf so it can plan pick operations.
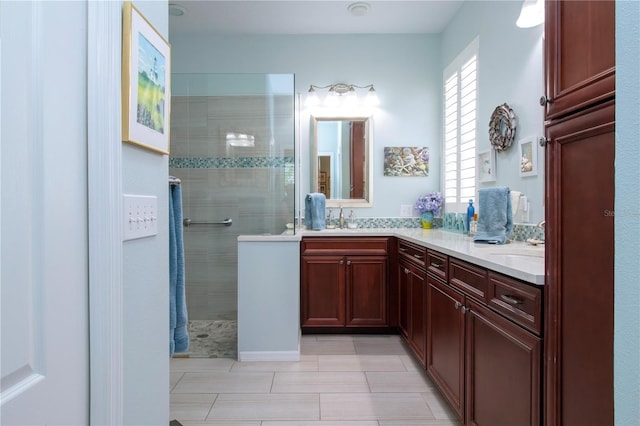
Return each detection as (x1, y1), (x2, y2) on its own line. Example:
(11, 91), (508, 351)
(348, 2), (370, 17)
(516, 0), (544, 28)
(168, 3), (186, 17)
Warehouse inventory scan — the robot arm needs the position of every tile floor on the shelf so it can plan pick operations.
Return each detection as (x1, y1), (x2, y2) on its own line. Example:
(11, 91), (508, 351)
(170, 334), (461, 425)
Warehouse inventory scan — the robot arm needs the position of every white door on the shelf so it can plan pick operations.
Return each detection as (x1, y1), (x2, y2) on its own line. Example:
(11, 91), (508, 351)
(0, 2), (89, 424)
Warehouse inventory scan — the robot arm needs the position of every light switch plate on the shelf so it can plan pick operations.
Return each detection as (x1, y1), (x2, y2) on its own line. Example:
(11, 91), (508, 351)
(123, 194), (158, 241)
(400, 204), (414, 217)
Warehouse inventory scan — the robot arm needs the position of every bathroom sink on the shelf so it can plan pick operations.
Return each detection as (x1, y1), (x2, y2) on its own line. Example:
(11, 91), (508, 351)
(490, 248), (544, 258)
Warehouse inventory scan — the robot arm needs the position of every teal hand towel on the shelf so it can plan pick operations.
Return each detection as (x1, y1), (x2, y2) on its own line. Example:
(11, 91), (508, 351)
(169, 180), (189, 356)
(305, 193), (326, 230)
(473, 186), (513, 244)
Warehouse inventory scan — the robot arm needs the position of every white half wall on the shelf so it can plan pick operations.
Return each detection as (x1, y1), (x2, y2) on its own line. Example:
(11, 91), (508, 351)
(238, 239), (300, 361)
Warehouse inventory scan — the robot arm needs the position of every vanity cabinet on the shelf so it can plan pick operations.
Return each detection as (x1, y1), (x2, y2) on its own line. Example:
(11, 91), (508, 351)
(397, 239), (428, 365)
(543, 0), (615, 120)
(426, 254), (543, 425)
(300, 237), (389, 329)
(543, 2), (615, 424)
(544, 101), (615, 425)
(427, 275), (465, 419)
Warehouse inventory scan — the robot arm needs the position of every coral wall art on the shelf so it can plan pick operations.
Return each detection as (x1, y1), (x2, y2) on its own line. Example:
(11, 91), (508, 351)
(383, 147), (429, 177)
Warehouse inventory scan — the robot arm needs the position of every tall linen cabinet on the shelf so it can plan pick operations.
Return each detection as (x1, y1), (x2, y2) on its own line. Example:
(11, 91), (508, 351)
(542, 1), (615, 425)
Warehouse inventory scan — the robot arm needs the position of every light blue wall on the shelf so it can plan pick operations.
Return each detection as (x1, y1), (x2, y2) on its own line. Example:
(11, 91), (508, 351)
(122, 2), (169, 425)
(170, 34), (443, 218)
(615, 1), (640, 423)
(441, 1), (544, 223)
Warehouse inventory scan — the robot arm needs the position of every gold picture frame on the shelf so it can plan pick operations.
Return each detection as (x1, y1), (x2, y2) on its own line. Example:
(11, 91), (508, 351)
(122, 2), (171, 154)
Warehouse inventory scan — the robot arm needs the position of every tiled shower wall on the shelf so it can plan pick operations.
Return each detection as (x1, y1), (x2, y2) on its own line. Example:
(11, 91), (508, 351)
(170, 94), (295, 320)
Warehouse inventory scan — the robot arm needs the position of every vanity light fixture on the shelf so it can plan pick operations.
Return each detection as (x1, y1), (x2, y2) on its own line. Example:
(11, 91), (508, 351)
(305, 83), (380, 108)
(516, 0), (544, 28)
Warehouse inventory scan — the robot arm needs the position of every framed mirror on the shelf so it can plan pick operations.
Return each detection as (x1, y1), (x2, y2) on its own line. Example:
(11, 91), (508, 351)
(311, 114), (373, 207)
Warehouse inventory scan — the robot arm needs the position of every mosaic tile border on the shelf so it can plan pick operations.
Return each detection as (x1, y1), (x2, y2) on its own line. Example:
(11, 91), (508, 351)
(170, 156), (294, 169)
(318, 217), (544, 242)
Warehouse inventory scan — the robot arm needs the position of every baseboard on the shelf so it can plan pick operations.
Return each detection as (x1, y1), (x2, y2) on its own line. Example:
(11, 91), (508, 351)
(238, 350), (300, 362)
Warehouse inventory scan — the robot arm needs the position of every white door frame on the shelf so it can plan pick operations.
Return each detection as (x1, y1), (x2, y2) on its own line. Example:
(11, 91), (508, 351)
(87, 2), (124, 424)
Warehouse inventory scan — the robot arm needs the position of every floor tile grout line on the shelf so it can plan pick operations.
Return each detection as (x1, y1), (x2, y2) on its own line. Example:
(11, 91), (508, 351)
(169, 372), (185, 393)
(203, 392), (218, 421)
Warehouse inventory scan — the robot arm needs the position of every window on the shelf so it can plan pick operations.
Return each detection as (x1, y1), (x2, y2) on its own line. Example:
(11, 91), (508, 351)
(443, 38), (478, 212)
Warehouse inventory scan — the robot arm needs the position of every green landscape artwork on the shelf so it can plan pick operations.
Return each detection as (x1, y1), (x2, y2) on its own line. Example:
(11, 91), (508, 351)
(137, 33), (166, 133)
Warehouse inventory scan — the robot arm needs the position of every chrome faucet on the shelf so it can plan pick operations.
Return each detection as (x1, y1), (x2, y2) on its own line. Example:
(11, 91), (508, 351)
(339, 206), (345, 229)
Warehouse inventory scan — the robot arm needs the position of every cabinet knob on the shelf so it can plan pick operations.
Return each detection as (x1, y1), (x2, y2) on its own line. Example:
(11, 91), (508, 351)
(539, 137), (549, 147)
(461, 306), (469, 314)
(539, 95), (552, 106)
(454, 301), (462, 310)
(404, 268), (410, 274)
(340, 260), (344, 265)
(346, 260), (352, 265)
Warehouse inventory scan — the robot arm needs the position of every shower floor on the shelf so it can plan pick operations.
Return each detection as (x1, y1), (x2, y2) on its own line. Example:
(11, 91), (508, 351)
(181, 319), (237, 359)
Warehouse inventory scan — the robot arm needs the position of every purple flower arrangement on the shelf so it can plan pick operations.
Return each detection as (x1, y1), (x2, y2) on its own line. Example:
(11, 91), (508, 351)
(414, 191), (444, 216)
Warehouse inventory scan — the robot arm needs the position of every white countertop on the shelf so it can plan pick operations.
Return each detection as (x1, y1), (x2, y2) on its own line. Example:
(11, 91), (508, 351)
(239, 227), (545, 286)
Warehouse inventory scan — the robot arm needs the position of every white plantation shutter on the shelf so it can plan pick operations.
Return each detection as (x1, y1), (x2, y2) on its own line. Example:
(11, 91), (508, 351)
(443, 38), (478, 211)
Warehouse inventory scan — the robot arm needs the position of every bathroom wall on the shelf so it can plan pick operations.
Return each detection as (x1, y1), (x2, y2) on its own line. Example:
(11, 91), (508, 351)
(441, 0), (545, 223)
(171, 7), (544, 223)
(170, 34), (443, 219)
(122, 2), (169, 425)
(615, 1), (640, 423)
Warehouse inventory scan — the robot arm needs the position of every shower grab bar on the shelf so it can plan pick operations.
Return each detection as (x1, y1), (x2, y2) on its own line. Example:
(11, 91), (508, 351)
(183, 218), (233, 227)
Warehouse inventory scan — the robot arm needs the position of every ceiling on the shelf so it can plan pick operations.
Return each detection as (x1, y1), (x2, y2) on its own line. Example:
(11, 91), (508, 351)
(168, 1), (466, 36)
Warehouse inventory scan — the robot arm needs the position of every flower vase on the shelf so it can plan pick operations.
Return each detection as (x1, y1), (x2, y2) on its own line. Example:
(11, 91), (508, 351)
(421, 211), (434, 229)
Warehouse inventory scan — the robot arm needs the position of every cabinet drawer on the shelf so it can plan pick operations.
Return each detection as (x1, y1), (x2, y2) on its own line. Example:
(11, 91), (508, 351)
(398, 239), (426, 269)
(449, 258), (488, 302)
(426, 250), (448, 281)
(302, 237), (388, 256)
(488, 272), (542, 335)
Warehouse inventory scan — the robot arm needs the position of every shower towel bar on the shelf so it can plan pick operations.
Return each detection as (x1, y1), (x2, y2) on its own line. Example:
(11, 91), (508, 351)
(169, 176), (181, 185)
(183, 217), (232, 227)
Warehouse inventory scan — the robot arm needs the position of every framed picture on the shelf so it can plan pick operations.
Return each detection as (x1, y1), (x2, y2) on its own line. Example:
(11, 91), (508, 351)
(383, 147), (429, 177)
(122, 2), (171, 155)
(477, 149), (496, 182)
(519, 137), (537, 177)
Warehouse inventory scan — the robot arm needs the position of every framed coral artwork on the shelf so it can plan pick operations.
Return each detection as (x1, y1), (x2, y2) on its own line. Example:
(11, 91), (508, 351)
(477, 149), (496, 182)
(383, 147), (429, 177)
(122, 2), (171, 154)
(519, 137), (537, 177)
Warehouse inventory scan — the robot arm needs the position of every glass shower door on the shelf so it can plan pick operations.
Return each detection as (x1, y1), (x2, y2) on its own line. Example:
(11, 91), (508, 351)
(169, 73), (295, 358)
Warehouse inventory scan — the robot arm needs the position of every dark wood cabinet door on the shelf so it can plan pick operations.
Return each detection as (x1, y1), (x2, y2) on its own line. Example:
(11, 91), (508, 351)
(426, 276), (465, 422)
(346, 256), (388, 326)
(466, 300), (541, 426)
(398, 260), (411, 338)
(544, 0), (615, 119)
(409, 265), (427, 366)
(545, 101), (615, 426)
(300, 255), (345, 327)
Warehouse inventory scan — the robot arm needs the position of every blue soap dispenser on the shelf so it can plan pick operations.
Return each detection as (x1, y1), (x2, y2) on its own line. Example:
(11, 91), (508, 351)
(466, 199), (475, 235)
